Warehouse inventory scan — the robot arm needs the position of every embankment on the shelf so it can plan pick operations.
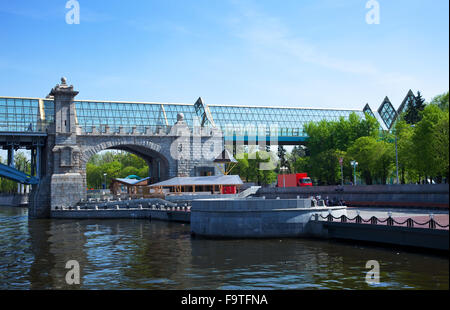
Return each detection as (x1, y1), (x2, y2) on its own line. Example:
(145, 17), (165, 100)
(256, 184), (449, 209)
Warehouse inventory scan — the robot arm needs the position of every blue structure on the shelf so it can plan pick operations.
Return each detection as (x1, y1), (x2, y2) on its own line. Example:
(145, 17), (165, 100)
(0, 163), (39, 185)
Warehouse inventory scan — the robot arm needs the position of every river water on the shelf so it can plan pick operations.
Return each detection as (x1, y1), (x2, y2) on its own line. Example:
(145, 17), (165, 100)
(0, 207), (448, 290)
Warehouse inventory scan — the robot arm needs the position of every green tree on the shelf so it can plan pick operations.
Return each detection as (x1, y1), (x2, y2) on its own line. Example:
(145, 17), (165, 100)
(347, 137), (378, 185)
(304, 112), (379, 185)
(405, 91), (426, 124)
(0, 152), (32, 193)
(311, 149), (341, 185)
(86, 163), (103, 189)
(85, 151), (151, 188)
(293, 156), (310, 174)
(14, 152), (31, 174)
(230, 155), (250, 182)
(430, 91), (449, 111)
(412, 104), (449, 183)
(230, 151), (277, 185)
(434, 113), (449, 182)
(101, 161), (122, 180)
(137, 166), (150, 178)
(121, 166), (140, 178)
(393, 119), (417, 183)
(287, 146), (307, 173)
(371, 140), (395, 184)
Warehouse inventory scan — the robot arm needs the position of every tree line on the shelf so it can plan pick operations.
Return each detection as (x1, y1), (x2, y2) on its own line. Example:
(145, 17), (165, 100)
(86, 152), (149, 189)
(281, 91), (449, 185)
(231, 91), (449, 186)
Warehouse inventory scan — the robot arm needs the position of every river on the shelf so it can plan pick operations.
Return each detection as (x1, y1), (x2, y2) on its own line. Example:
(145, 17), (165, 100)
(0, 206), (448, 290)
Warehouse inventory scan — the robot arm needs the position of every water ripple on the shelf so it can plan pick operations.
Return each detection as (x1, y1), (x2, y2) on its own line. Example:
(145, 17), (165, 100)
(0, 207), (448, 289)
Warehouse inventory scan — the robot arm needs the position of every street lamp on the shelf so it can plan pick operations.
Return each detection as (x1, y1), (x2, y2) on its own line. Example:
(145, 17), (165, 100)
(280, 166), (288, 188)
(103, 173), (107, 190)
(350, 161), (358, 185)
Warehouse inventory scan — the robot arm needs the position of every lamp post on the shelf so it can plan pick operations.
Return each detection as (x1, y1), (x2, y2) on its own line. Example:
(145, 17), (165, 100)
(103, 173), (107, 190)
(280, 166), (288, 188)
(350, 161), (358, 185)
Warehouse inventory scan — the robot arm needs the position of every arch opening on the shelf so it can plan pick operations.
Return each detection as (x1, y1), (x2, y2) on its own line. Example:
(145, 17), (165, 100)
(83, 143), (171, 199)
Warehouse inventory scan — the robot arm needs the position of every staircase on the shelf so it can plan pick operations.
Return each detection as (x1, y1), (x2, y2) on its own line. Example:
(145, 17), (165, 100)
(238, 186), (261, 198)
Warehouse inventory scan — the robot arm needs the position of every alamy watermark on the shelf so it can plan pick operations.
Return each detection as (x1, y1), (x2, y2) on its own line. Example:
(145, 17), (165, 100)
(365, 260), (380, 285)
(366, 0), (380, 24)
(66, 0), (80, 24)
(65, 260), (81, 285)
(168, 117), (279, 171)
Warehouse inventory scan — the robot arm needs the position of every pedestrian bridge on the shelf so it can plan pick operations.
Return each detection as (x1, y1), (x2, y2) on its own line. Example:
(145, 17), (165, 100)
(0, 96), (364, 145)
(0, 78), (419, 218)
(0, 89), (416, 144)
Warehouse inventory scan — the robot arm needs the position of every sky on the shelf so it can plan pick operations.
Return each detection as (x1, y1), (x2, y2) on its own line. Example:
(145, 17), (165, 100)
(0, 0), (448, 111)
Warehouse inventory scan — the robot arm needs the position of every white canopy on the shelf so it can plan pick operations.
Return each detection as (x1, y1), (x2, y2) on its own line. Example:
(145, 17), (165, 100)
(149, 175), (243, 187)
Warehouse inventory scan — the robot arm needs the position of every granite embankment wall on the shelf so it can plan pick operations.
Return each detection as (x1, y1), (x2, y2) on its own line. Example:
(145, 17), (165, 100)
(51, 209), (190, 222)
(190, 198), (347, 238)
(306, 220), (449, 251)
(256, 184), (449, 209)
(50, 198), (190, 222)
(0, 194), (28, 207)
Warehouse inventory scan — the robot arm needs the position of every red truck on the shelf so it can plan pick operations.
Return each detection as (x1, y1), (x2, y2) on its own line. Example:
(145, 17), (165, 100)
(277, 173), (312, 187)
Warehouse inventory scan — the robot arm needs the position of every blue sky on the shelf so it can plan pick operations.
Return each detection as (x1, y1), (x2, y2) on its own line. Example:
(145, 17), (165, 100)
(0, 0), (448, 110)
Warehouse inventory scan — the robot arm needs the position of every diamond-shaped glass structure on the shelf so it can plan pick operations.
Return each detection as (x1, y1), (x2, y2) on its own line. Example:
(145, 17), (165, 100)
(363, 103), (376, 118)
(397, 90), (416, 116)
(377, 97), (398, 130)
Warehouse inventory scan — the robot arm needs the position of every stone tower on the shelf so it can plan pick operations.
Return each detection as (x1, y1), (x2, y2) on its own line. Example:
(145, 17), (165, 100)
(49, 78), (85, 211)
(29, 78), (84, 217)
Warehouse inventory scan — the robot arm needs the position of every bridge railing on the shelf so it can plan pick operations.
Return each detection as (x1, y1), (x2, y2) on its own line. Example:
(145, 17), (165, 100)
(80, 125), (172, 135)
(79, 124), (224, 137)
(312, 213), (449, 230)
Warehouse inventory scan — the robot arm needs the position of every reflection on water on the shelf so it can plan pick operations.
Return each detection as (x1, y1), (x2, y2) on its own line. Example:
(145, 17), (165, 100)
(0, 207), (448, 289)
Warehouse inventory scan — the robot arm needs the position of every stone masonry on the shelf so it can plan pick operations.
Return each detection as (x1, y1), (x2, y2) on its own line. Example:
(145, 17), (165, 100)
(29, 78), (223, 218)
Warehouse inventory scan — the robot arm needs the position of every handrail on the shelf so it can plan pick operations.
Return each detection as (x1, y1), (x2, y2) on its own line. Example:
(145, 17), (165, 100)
(313, 213), (449, 229)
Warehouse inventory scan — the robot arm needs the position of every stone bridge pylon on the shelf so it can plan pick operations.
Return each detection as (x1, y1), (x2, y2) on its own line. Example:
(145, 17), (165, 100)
(29, 78), (222, 218)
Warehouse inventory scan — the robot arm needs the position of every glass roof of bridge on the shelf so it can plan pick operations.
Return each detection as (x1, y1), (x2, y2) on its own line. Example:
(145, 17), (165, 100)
(0, 97), (41, 132)
(208, 105), (363, 137)
(72, 101), (364, 137)
(74, 100), (197, 131)
(1, 92), (417, 136)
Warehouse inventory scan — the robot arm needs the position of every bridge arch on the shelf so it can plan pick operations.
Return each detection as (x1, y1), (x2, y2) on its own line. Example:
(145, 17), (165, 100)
(78, 137), (176, 191)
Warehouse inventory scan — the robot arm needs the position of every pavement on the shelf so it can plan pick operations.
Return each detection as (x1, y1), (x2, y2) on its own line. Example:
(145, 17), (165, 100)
(344, 207), (449, 230)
